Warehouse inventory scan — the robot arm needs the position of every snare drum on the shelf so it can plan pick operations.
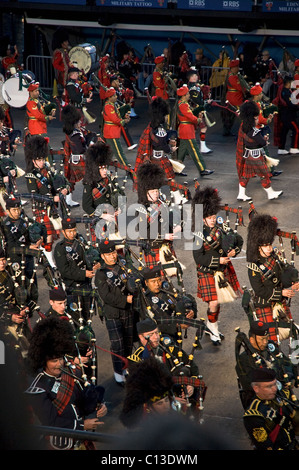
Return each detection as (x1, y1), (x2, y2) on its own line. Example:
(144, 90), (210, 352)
(69, 43), (97, 74)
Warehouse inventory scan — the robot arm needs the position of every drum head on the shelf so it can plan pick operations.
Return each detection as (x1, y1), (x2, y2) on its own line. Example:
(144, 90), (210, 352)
(2, 77), (29, 108)
(69, 46), (92, 74)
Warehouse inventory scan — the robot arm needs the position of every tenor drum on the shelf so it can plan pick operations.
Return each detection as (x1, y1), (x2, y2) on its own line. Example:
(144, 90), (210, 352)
(69, 43), (97, 74)
(2, 75), (30, 108)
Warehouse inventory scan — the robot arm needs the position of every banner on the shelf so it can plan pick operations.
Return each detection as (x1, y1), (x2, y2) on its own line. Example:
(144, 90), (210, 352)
(18, 0), (86, 3)
(263, 1), (299, 12)
(96, 0), (168, 7)
(176, 0), (252, 11)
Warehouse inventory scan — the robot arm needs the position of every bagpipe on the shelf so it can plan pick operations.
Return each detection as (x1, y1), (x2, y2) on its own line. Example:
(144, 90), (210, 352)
(260, 102), (279, 119)
(210, 99), (240, 116)
(216, 203), (244, 255)
(235, 326), (299, 397)
(6, 243), (41, 316)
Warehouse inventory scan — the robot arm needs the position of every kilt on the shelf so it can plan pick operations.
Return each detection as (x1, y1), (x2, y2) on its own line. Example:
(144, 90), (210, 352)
(255, 303), (292, 342)
(241, 154), (270, 180)
(197, 262), (240, 302)
(150, 155), (175, 180)
(105, 310), (134, 375)
(34, 209), (60, 240)
(144, 242), (176, 268)
(64, 155), (85, 185)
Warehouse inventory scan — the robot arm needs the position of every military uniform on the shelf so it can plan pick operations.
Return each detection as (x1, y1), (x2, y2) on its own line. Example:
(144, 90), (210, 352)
(222, 58), (246, 136)
(25, 316), (105, 450)
(235, 321), (298, 410)
(177, 85), (213, 177)
(152, 56), (169, 100)
(246, 214), (297, 343)
(102, 87), (129, 166)
(94, 240), (135, 385)
(243, 368), (299, 450)
(192, 186), (243, 345)
(62, 104), (98, 207)
(54, 219), (93, 322)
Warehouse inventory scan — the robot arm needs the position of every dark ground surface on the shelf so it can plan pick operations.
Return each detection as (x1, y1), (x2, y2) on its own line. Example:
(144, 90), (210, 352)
(7, 92), (299, 453)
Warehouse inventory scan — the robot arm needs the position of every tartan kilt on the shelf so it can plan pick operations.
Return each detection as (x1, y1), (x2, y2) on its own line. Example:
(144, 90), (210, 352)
(255, 303), (292, 342)
(241, 155), (271, 180)
(34, 209), (60, 240)
(64, 156), (85, 184)
(150, 155), (175, 180)
(197, 262), (240, 302)
(144, 246), (160, 267)
(143, 242), (176, 268)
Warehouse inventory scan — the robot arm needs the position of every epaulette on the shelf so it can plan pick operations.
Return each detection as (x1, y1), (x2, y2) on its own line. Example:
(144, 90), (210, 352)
(243, 398), (264, 418)
(127, 346), (144, 363)
(247, 262), (260, 273)
(24, 172), (38, 180)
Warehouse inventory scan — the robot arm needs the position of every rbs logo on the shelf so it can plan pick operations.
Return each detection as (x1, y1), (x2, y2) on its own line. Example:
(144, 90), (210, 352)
(223, 1), (240, 7)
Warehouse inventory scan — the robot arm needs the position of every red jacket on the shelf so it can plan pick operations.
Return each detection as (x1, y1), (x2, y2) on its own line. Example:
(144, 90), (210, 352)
(226, 72), (245, 107)
(102, 102), (124, 139)
(52, 48), (71, 87)
(177, 100), (198, 139)
(26, 99), (48, 135)
(153, 70), (169, 100)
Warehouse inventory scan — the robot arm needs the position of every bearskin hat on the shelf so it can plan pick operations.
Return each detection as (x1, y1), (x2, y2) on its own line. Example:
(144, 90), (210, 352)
(27, 316), (75, 372)
(137, 161), (167, 204)
(120, 357), (173, 429)
(246, 214), (278, 262)
(191, 186), (222, 229)
(61, 104), (82, 135)
(239, 100), (260, 133)
(24, 135), (49, 172)
(83, 141), (112, 184)
(150, 97), (170, 129)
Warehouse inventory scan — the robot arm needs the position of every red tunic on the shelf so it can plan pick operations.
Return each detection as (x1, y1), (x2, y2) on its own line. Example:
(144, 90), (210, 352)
(226, 72), (244, 108)
(152, 70), (169, 100)
(177, 100), (198, 139)
(102, 103), (124, 139)
(98, 68), (111, 100)
(52, 48), (71, 87)
(26, 99), (48, 135)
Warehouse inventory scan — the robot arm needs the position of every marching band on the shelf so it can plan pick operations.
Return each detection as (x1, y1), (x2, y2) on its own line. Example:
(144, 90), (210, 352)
(2, 33), (299, 451)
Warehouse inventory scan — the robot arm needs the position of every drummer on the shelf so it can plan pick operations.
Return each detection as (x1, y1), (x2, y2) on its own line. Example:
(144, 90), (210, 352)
(25, 82), (56, 140)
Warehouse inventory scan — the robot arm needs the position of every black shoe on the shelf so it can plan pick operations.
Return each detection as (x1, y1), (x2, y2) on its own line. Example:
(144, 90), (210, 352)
(175, 172), (188, 177)
(271, 170), (283, 177)
(200, 169), (214, 176)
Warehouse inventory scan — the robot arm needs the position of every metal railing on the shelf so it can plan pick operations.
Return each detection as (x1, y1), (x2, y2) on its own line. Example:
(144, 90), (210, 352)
(24, 55), (280, 103)
(25, 55), (55, 92)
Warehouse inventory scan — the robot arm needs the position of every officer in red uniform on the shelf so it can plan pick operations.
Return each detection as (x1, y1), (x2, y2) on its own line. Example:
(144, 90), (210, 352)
(52, 28), (73, 92)
(102, 87), (130, 166)
(25, 82), (56, 138)
(152, 56), (169, 101)
(177, 85), (214, 177)
(222, 58), (247, 136)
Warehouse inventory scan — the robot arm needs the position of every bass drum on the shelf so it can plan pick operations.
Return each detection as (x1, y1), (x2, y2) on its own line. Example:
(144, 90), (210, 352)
(1, 75), (30, 108)
(69, 43), (97, 74)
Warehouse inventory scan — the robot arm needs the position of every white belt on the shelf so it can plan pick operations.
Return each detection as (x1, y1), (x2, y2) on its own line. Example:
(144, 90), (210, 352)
(70, 154), (84, 164)
(152, 150), (164, 159)
(244, 148), (265, 159)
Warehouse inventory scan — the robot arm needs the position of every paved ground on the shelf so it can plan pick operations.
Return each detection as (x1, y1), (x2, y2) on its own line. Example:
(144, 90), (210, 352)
(8, 93), (299, 452)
